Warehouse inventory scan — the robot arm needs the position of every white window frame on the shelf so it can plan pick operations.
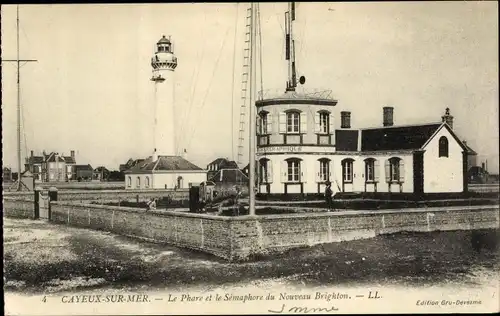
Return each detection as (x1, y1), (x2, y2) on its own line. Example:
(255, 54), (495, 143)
(365, 159), (375, 182)
(342, 159), (354, 183)
(127, 176), (132, 187)
(145, 176), (150, 188)
(287, 160), (300, 182)
(319, 159), (330, 182)
(389, 158), (400, 182)
(136, 176), (141, 188)
(260, 113), (268, 135)
(286, 112), (300, 134)
(319, 112), (329, 134)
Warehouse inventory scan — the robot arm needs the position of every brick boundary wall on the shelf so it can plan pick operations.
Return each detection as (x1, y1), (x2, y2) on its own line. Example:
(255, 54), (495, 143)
(46, 201), (499, 261)
(3, 198), (35, 219)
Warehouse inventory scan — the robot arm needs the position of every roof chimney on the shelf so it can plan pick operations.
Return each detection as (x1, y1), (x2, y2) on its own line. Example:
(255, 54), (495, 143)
(340, 111), (351, 129)
(441, 107), (454, 129)
(31, 150), (34, 157)
(71, 150), (75, 159)
(383, 107), (394, 127)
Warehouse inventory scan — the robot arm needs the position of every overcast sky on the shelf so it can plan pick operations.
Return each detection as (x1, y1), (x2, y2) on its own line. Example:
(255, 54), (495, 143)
(1, 2), (498, 172)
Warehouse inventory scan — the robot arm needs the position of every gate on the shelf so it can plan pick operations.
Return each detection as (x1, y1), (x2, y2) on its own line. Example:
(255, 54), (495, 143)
(39, 191), (50, 220)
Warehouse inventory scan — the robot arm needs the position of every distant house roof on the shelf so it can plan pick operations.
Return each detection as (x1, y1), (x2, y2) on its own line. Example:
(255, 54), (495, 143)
(74, 164), (94, 171)
(207, 158), (238, 168)
(94, 166), (109, 172)
(45, 152), (66, 163)
(335, 130), (359, 151)
(63, 156), (76, 164)
(3, 167), (12, 171)
(125, 156), (204, 173)
(209, 168), (249, 183)
(26, 156), (44, 164)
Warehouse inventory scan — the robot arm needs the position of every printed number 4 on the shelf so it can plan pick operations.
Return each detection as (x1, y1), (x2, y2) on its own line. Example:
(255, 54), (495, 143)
(42, 296), (47, 303)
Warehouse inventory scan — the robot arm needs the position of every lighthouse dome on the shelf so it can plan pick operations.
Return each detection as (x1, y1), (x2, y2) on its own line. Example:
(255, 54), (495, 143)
(157, 35), (171, 44)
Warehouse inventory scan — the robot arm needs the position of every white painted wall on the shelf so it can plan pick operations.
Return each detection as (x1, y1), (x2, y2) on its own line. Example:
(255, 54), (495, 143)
(125, 171), (206, 190)
(423, 127), (464, 193)
(259, 152), (415, 194)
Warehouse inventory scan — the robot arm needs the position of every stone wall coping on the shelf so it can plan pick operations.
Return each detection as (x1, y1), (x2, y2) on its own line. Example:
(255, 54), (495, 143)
(3, 197), (33, 202)
(4, 189), (188, 195)
(50, 201), (230, 221)
(50, 200), (499, 222)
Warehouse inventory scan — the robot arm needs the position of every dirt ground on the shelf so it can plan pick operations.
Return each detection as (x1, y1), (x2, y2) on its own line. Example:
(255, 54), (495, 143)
(3, 217), (499, 294)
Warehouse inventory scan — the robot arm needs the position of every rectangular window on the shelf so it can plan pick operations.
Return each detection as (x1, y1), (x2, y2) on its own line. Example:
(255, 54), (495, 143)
(287, 112), (300, 133)
(366, 160), (374, 182)
(319, 113), (329, 134)
(261, 115), (268, 134)
(320, 160), (329, 182)
(287, 160), (300, 182)
(391, 161), (400, 182)
(260, 162), (268, 183)
(343, 161), (353, 183)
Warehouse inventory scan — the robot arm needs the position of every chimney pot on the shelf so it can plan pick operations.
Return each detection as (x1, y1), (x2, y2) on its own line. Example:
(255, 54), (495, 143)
(441, 107), (454, 129)
(71, 150), (75, 158)
(383, 107), (394, 127)
(31, 150), (34, 157)
(340, 111), (351, 129)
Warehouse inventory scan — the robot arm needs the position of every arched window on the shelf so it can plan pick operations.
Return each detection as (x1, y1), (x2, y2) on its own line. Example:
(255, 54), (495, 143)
(145, 176), (150, 188)
(136, 176), (141, 188)
(318, 158), (331, 182)
(127, 176), (132, 187)
(364, 158), (379, 183)
(385, 157), (405, 183)
(286, 111), (300, 133)
(259, 158), (273, 183)
(439, 136), (449, 157)
(341, 158), (354, 183)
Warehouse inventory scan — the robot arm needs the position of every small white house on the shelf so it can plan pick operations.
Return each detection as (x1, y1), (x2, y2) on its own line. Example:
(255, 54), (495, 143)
(124, 155), (207, 190)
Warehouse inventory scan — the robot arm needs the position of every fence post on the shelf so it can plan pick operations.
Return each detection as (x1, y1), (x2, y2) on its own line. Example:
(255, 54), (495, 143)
(34, 186), (42, 220)
(48, 187), (58, 220)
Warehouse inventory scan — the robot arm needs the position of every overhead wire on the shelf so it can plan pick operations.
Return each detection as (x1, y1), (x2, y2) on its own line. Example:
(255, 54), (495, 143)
(257, 3), (264, 99)
(185, 26), (232, 153)
(178, 8), (208, 150)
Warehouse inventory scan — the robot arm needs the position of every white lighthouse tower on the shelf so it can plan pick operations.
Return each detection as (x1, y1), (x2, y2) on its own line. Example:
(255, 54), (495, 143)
(151, 35), (177, 159)
(124, 35), (207, 190)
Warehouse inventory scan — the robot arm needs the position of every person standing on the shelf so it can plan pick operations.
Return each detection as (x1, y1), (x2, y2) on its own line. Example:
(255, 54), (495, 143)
(325, 181), (334, 211)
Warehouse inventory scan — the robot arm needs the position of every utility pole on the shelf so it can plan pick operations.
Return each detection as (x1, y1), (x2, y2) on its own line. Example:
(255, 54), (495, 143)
(3, 5), (38, 191)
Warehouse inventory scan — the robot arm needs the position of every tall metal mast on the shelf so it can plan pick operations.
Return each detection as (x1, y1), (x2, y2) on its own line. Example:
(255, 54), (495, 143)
(3, 5), (37, 191)
(248, 3), (257, 216)
(285, 2), (297, 92)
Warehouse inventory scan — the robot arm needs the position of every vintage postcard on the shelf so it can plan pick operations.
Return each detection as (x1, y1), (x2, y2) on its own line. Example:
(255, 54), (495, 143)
(2, 2), (499, 315)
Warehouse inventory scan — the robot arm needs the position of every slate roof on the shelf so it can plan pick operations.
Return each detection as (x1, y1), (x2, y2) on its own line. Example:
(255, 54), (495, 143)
(209, 168), (249, 183)
(335, 129), (359, 151)
(63, 156), (76, 164)
(26, 156), (44, 164)
(126, 155), (204, 173)
(361, 123), (443, 151)
(74, 164), (94, 171)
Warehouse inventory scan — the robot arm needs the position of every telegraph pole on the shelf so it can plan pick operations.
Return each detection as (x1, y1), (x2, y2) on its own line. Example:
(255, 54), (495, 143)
(3, 5), (38, 191)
